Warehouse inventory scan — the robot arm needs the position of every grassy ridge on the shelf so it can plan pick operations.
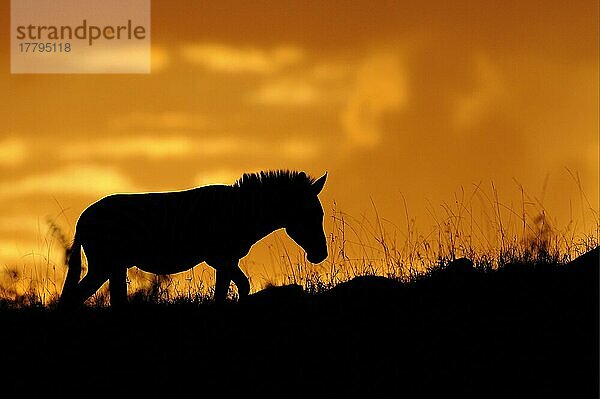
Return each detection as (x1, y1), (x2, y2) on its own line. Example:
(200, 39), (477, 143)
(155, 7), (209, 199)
(0, 247), (597, 398)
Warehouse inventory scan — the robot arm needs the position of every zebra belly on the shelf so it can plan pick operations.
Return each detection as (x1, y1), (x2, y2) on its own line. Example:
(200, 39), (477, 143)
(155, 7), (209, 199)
(134, 252), (205, 275)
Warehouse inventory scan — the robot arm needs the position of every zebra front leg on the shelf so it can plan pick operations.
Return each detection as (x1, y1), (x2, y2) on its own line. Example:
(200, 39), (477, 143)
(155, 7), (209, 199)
(109, 267), (128, 308)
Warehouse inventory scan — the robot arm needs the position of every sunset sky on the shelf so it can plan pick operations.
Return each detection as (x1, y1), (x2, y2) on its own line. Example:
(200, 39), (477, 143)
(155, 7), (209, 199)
(0, 1), (597, 291)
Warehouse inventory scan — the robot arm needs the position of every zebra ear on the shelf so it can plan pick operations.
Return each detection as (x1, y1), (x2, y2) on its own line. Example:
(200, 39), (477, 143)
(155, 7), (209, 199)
(312, 172), (327, 195)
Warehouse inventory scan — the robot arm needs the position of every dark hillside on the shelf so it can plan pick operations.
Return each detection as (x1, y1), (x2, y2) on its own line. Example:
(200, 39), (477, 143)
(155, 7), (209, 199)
(1, 248), (597, 398)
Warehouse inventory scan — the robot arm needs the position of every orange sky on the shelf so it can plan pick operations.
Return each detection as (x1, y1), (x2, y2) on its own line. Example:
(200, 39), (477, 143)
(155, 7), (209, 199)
(0, 1), (598, 293)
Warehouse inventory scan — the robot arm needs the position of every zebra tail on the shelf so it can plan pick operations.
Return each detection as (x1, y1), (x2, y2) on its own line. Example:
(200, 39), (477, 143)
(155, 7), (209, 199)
(64, 236), (82, 291)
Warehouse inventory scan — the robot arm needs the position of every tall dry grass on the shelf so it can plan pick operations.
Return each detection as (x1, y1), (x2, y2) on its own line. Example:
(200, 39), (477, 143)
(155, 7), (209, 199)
(274, 179), (598, 293)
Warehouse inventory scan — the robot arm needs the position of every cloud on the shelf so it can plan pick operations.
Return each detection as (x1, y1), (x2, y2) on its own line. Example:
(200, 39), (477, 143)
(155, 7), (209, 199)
(280, 138), (321, 159)
(180, 44), (304, 74)
(249, 78), (319, 106)
(59, 136), (322, 161)
(63, 45), (169, 73)
(453, 54), (506, 129)
(341, 52), (408, 147)
(150, 46), (171, 72)
(247, 60), (353, 107)
(73, 45), (169, 73)
(0, 165), (139, 199)
(83, 47), (149, 73)
(0, 138), (27, 167)
(60, 136), (194, 160)
(311, 62), (353, 82)
(27, 43), (157, 74)
(108, 111), (206, 131)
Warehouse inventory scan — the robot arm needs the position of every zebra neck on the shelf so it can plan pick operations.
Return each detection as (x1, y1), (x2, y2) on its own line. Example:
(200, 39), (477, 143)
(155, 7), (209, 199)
(243, 191), (288, 234)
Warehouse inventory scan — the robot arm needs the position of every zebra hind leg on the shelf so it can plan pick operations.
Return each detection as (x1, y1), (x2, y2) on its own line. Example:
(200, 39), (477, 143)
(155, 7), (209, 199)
(71, 270), (109, 309)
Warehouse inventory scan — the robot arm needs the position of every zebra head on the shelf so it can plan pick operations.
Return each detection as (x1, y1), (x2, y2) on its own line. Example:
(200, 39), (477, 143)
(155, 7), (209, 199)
(285, 172), (328, 264)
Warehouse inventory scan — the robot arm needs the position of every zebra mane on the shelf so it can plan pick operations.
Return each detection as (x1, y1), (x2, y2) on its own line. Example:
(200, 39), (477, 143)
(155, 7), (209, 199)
(233, 170), (316, 194)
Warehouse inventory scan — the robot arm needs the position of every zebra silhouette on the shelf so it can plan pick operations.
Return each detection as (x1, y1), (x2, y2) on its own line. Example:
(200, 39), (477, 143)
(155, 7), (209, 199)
(59, 170), (328, 308)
